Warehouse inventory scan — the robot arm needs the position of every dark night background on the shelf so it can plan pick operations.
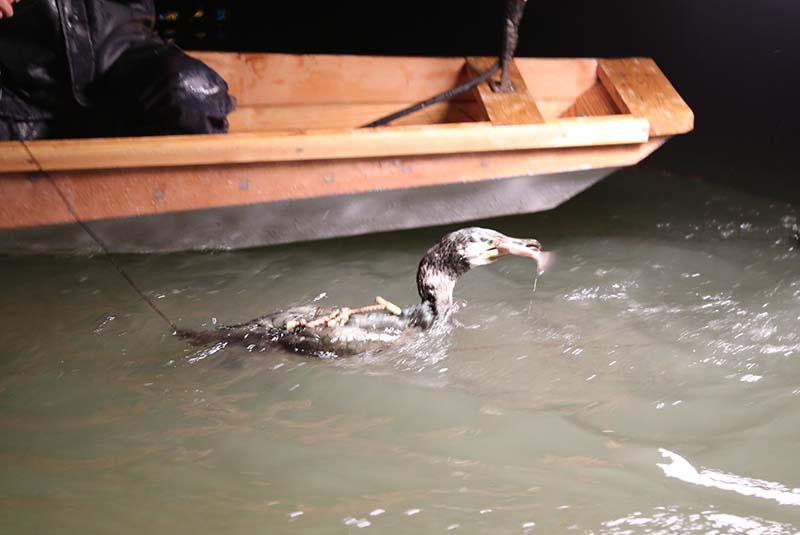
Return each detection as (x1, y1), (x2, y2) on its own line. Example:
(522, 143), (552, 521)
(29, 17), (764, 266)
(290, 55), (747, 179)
(156, 1), (798, 198)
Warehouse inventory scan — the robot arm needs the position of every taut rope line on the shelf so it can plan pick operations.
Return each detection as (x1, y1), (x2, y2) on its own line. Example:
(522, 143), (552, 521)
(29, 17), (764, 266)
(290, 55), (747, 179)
(20, 140), (178, 332)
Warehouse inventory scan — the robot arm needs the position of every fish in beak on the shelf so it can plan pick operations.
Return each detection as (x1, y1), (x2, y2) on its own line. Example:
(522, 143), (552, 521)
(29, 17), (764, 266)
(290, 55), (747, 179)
(492, 235), (553, 274)
(456, 227), (553, 273)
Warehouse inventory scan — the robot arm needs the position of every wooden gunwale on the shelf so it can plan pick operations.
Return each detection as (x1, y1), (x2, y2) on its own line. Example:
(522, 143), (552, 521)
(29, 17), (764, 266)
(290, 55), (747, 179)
(8, 116), (648, 173)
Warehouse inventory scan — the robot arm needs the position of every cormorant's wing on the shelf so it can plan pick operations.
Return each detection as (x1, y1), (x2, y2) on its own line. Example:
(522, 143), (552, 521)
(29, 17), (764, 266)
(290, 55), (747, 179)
(178, 304), (429, 357)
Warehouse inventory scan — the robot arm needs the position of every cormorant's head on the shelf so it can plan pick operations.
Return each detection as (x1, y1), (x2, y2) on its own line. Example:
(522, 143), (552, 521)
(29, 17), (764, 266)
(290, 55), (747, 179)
(458, 227), (547, 269)
(432, 227), (548, 273)
(417, 227), (551, 317)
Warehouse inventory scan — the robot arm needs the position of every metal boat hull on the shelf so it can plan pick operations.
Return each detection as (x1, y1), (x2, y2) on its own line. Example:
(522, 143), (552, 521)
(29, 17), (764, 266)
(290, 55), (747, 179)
(0, 167), (616, 253)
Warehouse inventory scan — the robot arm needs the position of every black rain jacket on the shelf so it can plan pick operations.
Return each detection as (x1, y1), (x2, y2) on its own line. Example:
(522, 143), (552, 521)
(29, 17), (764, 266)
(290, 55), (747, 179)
(0, 0), (160, 118)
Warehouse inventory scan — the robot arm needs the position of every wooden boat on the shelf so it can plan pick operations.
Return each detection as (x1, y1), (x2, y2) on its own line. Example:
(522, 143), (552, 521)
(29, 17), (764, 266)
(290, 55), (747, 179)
(0, 52), (693, 253)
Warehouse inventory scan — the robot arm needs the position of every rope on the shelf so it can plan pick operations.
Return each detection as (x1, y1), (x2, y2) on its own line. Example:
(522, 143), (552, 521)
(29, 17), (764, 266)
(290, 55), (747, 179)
(20, 141), (179, 332)
(361, 60), (500, 128)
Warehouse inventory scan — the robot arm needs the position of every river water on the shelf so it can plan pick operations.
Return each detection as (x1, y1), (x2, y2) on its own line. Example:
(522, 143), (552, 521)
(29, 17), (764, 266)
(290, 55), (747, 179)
(1, 165), (798, 534)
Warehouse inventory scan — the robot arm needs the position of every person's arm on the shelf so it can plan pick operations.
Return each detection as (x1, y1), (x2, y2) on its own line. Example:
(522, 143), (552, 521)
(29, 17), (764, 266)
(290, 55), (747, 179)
(0, 0), (20, 19)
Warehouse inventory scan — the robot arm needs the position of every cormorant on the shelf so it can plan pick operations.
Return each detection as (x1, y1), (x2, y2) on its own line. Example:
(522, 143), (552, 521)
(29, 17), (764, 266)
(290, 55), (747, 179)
(177, 227), (550, 356)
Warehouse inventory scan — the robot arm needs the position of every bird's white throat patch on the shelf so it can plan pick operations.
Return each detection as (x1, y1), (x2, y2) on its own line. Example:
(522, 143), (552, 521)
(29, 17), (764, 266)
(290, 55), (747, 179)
(465, 241), (496, 266)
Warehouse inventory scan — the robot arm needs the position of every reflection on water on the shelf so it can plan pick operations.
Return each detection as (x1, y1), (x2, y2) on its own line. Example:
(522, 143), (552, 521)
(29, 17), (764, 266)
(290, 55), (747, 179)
(0, 167), (798, 534)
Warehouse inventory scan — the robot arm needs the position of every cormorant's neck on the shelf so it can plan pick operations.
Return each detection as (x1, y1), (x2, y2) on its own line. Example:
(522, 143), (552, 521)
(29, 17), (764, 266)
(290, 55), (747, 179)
(417, 268), (456, 318)
(416, 245), (469, 320)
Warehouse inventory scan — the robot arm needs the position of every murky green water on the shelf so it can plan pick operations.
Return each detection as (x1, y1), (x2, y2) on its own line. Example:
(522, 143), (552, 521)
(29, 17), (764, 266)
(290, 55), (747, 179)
(1, 166), (799, 534)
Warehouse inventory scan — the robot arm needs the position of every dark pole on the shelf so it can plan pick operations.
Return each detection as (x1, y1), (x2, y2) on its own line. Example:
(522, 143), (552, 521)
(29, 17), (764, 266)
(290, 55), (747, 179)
(490, 0), (529, 93)
(361, 0), (530, 127)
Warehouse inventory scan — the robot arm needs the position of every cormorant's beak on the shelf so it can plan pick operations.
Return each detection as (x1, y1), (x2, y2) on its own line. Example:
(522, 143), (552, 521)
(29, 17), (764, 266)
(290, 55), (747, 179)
(491, 235), (552, 273)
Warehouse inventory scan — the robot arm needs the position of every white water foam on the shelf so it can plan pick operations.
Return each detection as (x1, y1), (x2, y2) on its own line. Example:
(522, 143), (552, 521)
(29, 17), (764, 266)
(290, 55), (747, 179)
(657, 448), (800, 506)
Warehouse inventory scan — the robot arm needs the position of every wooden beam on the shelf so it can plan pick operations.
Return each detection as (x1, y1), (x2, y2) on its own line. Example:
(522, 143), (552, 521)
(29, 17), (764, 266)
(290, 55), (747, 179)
(190, 53), (600, 107)
(191, 52), (469, 106)
(227, 101), (487, 132)
(515, 58), (599, 100)
(190, 52), (606, 107)
(0, 142), (37, 172)
(466, 57), (544, 125)
(598, 58), (694, 136)
(0, 139), (667, 229)
(560, 82), (620, 118)
(15, 116), (649, 172)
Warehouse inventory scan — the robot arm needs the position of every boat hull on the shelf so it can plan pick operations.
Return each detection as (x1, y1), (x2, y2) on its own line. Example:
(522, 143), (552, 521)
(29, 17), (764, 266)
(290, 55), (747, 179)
(0, 166), (617, 253)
